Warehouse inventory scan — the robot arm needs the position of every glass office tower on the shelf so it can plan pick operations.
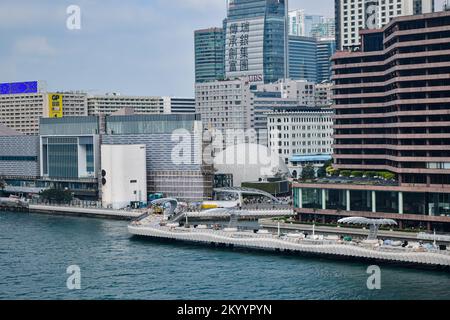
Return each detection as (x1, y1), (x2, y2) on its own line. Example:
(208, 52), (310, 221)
(224, 0), (288, 84)
(288, 35), (317, 83)
(316, 38), (336, 83)
(194, 28), (225, 83)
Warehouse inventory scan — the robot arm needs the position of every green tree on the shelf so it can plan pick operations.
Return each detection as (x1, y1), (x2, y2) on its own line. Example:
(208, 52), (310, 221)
(301, 164), (316, 180)
(39, 188), (73, 204)
(317, 160), (332, 178)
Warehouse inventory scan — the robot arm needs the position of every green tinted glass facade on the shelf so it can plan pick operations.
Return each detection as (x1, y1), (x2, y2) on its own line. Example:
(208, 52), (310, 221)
(195, 28), (225, 83)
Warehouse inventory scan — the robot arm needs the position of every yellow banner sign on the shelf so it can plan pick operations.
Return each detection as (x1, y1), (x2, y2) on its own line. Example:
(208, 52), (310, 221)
(48, 94), (63, 118)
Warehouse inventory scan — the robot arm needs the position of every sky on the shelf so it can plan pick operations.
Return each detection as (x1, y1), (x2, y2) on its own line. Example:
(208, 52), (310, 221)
(0, 0), (446, 97)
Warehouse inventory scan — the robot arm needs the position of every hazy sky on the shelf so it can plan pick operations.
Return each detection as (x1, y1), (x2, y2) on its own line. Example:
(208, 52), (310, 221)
(0, 0), (446, 97)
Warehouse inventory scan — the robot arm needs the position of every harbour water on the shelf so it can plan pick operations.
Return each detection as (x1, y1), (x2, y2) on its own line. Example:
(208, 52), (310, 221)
(0, 211), (449, 300)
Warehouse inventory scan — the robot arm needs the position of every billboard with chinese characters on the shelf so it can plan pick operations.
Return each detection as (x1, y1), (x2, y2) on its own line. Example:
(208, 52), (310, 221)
(225, 17), (264, 83)
(48, 94), (63, 118)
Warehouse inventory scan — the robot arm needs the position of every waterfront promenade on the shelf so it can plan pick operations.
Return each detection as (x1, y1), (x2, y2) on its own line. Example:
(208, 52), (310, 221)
(28, 204), (143, 220)
(259, 219), (450, 245)
(24, 204), (293, 221)
(129, 216), (450, 268)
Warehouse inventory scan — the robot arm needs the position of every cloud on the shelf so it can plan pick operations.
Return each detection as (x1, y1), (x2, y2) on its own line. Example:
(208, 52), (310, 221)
(13, 36), (57, 56)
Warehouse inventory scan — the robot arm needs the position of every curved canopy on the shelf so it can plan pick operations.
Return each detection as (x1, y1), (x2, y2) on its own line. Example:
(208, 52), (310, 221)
(338, 217), (397, 226)
(202, 208), (249, 216)
(214, 187), (280, 203)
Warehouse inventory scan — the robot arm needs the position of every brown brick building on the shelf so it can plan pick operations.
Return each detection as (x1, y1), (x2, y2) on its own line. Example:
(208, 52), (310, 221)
(293, 11), (450, 232)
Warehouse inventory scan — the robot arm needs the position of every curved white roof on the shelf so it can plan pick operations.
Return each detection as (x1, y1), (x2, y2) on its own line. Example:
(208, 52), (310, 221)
(338, 217), (397, 226)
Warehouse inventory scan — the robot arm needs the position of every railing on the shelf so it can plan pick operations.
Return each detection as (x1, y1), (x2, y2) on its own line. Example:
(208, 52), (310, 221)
(28, 199), (103, 209)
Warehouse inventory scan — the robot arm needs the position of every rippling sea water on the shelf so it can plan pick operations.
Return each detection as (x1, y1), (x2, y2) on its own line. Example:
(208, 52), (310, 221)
(0, 211), (449, 300)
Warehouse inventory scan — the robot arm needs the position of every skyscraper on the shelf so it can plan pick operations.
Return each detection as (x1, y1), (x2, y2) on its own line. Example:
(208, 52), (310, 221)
(224, 0), (288, 84)
(194, 27), (225, 83)
(316, 38), (336, 83)
(335, 0), (435, 50)
(288, 36), (318, 83)
(293, 10), (450, 232)
(288, 9), (306, 36)
(289, 10), (335, 39)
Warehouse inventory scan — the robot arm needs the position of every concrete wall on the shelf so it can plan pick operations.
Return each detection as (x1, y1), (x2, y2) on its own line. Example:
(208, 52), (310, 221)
(101, 144), (147, 209)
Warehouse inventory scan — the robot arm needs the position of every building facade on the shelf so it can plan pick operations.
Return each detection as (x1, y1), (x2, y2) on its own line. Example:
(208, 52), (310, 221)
(311, 17), (336, 39)
(294, 11), (450, 232)
(39, 116), (101, 200)
(315, 82), (334, 107)
(0, 134), (40, 178)
(195, 78), (253, 136)
(267, 107), (334, 166)
(317, 38), (337, 83)
(87, 94), (165, 116)
(86, 94), (195, 116)
(195, 27), (225, 83)
(257, 79), (317, 107)
(335, 0), (435, 50)
(196, 78), (304, 147)
(165, 97), (196, 114)
(0, 125), (43, 196)
(288, 36), (318, 82)
(289, 10), (335, 39)
(102, 114), (213, 202)
(0, 81), (88, 135)
(224, 0), (288, 84)
(101, 144), (147, 209)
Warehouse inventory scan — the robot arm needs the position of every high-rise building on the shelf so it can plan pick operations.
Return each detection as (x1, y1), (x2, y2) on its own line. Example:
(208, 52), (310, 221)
(317, 38), (337, 83)
(311, 17), (336, 39)
(0, 81), (88, 135)
(195, 78), (253, 135)
(194, 27), (225, 83)
(288, 9), (306, 36)
(294, 10), (450, 232)
(288, 36), (318, 83)
(195, 77), (298, 147)
(335, 0), (435, 50)
(224, 0), (288, 84)
(289, 10), (335, 39)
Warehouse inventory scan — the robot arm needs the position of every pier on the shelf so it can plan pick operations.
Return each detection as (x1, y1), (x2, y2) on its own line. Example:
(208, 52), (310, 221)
(129, 216), (450, 269)
(259, 219), (450, 245)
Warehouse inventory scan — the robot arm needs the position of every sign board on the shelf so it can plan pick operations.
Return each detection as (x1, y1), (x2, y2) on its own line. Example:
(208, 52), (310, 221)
(48, 94), (63, 118)
(0, 81), (38, 95)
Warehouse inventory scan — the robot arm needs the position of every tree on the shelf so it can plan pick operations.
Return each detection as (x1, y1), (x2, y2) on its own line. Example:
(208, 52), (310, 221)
(301, 164), (316, 180)
(39, 188), (73, 204)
